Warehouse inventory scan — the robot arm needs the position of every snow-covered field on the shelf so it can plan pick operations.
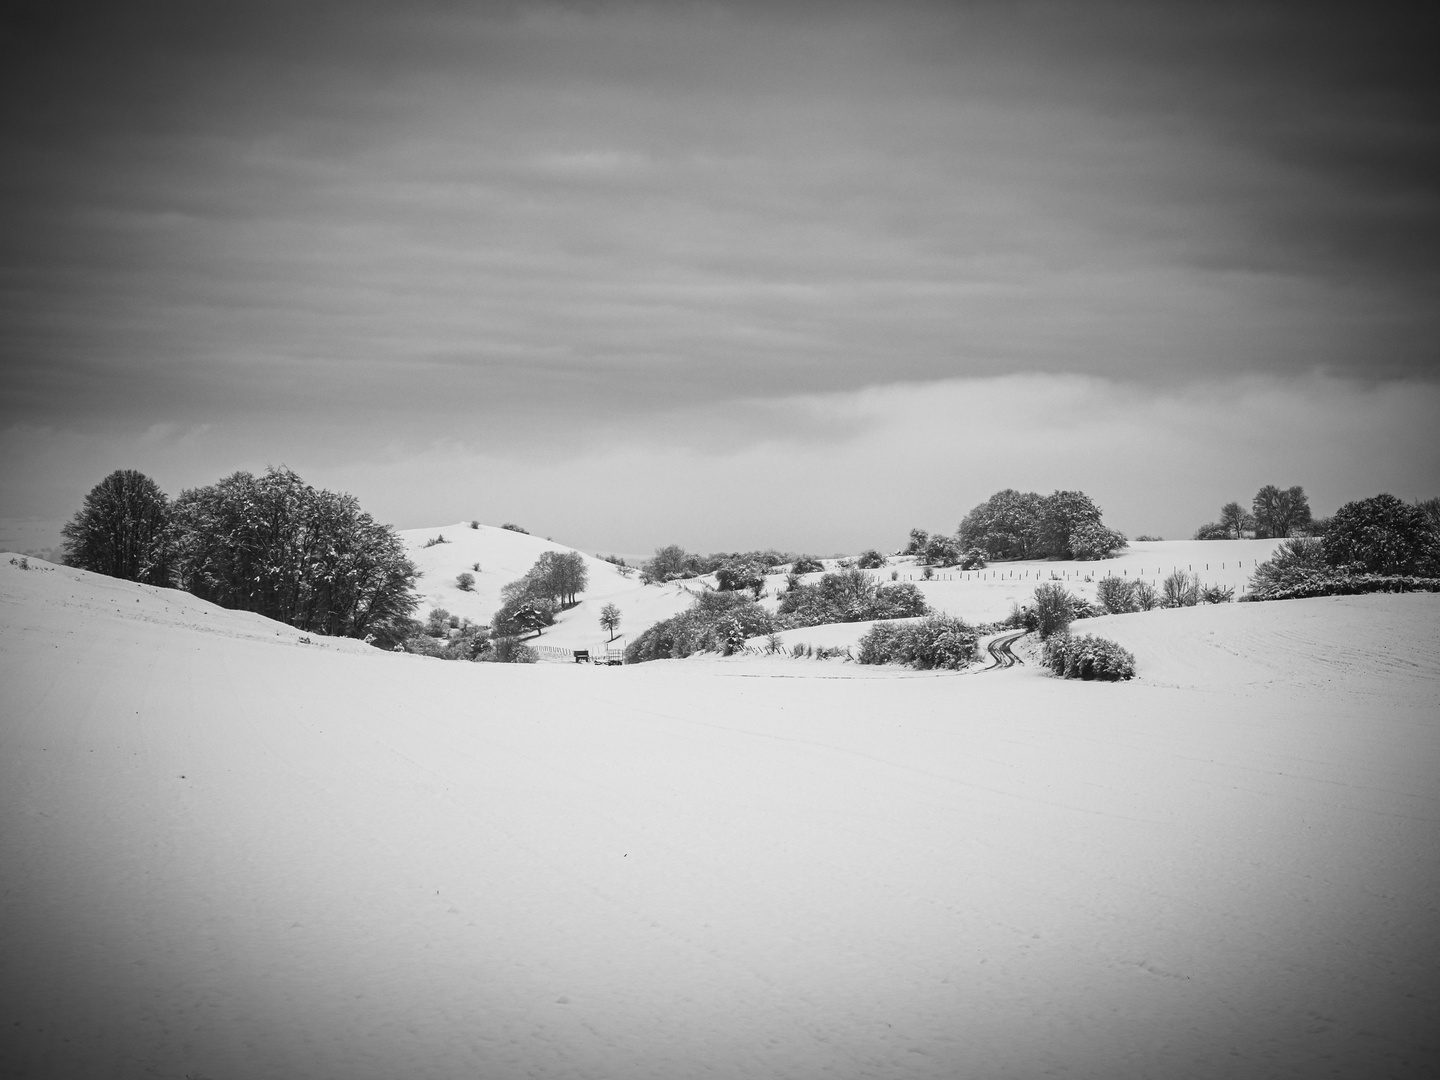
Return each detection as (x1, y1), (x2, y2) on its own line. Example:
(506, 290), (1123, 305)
(3, 553), (1438, 1079)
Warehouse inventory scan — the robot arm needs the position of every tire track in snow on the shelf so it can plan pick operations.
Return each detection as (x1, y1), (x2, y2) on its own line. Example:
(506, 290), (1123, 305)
(980, 630), (1026, 671)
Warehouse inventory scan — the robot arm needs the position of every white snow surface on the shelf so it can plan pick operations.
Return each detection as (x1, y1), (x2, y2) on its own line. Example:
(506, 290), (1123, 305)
(3, 553), (1439, 1079)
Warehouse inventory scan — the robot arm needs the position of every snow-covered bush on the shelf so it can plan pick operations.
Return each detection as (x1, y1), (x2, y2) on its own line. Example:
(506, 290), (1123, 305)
(776, 569), (928, 629)
(456, 572), (475, 591)
(1322, 493), (1435, 575)
(624, 592), (774, 663)
(1096, 577), (1137, 614)
(715, 560), (765, 594)
(1248, 537), (1325, 597)
(1031, 583), (1074, 639)
(857, 615), (979, 670)
(1199, 583), (1234, 604)
(1041, 633), (1136, 681)
(856, 549), (887, 569)
(959, 547), (987, 570)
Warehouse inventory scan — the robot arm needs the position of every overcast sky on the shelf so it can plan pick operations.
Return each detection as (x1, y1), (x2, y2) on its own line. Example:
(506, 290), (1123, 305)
(2, 0), (1437, 556)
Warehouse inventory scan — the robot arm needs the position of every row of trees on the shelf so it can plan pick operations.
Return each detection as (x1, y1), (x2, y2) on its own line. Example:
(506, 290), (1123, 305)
(1195, 485), (1315, 540)
(62, 468), (421, 643)
(490, 550), (590, 638)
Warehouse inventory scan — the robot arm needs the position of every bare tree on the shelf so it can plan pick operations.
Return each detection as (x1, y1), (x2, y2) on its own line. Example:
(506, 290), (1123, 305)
(1252, 485), (1312, 538)
(1219, 501), (1255, 539)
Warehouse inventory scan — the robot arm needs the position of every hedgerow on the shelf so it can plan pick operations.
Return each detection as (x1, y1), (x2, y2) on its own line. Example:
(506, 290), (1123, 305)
(1241, 572), (1440, 602)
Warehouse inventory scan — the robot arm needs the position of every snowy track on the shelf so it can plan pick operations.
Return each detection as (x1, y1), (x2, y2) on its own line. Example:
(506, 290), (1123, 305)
(980, 629), (1027, 670)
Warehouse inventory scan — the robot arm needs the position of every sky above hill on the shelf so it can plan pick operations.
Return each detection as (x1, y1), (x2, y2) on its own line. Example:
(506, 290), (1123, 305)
(3, 1), (1437, 555)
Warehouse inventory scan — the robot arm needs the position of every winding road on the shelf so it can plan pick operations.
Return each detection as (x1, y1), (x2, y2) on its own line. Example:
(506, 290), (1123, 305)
(981, 629), (1027, 670)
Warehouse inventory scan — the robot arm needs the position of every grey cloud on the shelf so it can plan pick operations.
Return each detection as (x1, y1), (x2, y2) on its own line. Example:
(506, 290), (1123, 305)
(2, 0), (1436, 454)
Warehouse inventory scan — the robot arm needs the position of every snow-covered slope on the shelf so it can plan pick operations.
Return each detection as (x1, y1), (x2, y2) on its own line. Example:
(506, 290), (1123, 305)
(4, 555), (1437, 1079)
(399, 523), (695, 652)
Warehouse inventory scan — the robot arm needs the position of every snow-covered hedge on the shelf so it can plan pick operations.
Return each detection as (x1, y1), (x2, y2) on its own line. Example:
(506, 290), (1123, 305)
(1041, 633), (1136, 681)
(856, 615), (979, 670)
(1242, 572), (1440, 602)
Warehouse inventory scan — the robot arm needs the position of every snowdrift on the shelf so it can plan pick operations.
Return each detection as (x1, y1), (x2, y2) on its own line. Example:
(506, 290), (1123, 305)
(3, 554), (1438, 1079)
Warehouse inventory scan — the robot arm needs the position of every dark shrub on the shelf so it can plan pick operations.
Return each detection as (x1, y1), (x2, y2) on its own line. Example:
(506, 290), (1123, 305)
(1199, 583), (1234, 604)
(423, 534), (448, 548)
(1041, 633), (1136, 680)
(481, 636), (539, 663)
(856, 549), (887, 569)
(500, 523), (529, 534)
(1132, 581), (1159, 610)
(790, 555), (825, 574)
(1193, 522), (1230, 540)
(456, 572), (475, 591)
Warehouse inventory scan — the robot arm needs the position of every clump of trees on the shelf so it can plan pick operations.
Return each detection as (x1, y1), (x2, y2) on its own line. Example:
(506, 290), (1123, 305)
(1198, 486), (1315, 540)
(775, 567), (928, 628)
(639, 544), (793, 585)
(491, 551), (589, 638)
(955, 489), (1127, 561)
(164, 467), (421, 645)
(61, 467), (421, 646)
(1246, 494), (1440, 600)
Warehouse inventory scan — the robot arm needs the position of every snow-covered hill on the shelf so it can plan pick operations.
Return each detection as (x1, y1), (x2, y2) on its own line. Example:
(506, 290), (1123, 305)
(399, 523), (695, 653)
(3, 554), (1438, 1078)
